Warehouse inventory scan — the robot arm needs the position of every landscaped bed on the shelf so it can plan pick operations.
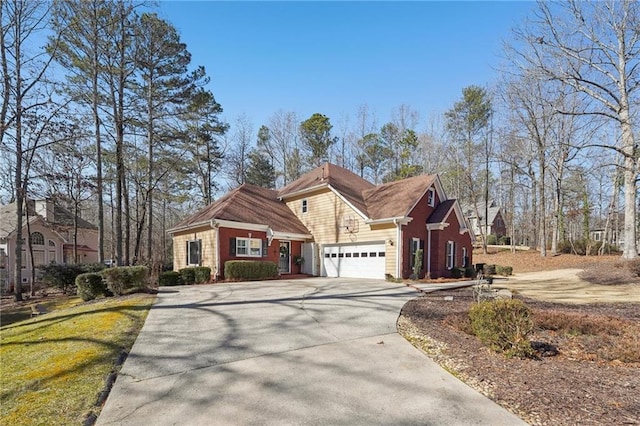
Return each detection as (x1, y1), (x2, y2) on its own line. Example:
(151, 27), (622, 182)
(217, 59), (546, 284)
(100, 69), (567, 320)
(0, 293), (155, 425)
(399, 252), (640, 425)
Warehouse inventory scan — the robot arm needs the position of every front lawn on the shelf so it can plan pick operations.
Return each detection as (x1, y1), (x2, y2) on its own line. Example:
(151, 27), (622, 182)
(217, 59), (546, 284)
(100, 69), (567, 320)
(0, 294), (155, 425)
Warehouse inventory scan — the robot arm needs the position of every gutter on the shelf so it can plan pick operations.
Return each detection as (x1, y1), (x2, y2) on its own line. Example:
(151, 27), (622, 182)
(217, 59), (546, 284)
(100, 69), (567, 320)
(278, 183), (329, 200)
(394, 218), (402, 279)
(366, 216), (412, 226)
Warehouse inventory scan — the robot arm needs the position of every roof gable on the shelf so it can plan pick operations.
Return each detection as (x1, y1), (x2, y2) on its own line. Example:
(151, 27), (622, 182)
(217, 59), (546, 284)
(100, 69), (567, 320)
(363, 174), (437, 220)
(0, 200), (97, 238)
(169, 184), (310, 235)
(278, 163), (374, 217)
(428, 199), (471, 234)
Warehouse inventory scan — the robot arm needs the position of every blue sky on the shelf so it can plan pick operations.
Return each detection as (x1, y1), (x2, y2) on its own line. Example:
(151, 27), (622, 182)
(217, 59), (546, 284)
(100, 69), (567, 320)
(158, 1), (535, 132)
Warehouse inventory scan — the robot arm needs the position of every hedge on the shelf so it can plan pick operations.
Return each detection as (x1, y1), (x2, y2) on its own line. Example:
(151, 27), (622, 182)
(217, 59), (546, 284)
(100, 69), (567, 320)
(193, 266), (211, 283)
(224, 260), (278, 281)
(178, 267), (212, 285)
(40, 264), (84, 294)
(159, 271), (182, 286)
(76, 273), (108, 301)
(179, 268), (196, 285)
(101, 266), (148, 295)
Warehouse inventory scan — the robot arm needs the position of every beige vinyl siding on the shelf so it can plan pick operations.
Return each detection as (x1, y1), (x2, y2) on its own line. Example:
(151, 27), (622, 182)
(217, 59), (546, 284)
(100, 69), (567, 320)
(172, 226), (217, 274)
(285, 189), (397, 276)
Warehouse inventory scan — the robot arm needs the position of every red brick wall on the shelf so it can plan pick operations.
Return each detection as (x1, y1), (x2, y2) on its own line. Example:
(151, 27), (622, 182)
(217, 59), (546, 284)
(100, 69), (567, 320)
(429, 223), (473, 278)
(402, 188), (441, 278)
(218, 227), (302, 278)
(402, 188), (473, 279)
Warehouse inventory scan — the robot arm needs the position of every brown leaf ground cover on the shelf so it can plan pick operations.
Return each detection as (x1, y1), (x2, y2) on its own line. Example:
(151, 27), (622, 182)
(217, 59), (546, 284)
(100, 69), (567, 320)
(399, 250), (640, 426)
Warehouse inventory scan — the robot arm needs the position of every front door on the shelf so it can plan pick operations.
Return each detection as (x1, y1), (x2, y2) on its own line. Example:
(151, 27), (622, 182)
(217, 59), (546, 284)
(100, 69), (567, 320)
(279, 241), (290, 274)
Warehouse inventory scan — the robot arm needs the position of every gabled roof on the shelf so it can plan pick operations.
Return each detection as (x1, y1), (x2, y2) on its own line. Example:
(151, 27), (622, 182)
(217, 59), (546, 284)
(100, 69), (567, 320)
(427, 200), (456, 224)
(169, 184), (310, 235)
(0, 200), (97, 239)
(278, 163), (374, 216)
(466, 205), (502, 226)
(364, 174), (437, 220)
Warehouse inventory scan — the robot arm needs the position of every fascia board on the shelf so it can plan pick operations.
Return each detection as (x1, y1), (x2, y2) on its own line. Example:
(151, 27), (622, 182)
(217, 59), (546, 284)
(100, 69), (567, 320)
(278, 183), (329, 200)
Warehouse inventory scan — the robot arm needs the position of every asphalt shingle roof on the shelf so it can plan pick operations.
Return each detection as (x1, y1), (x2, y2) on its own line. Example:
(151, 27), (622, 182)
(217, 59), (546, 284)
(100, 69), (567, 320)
(170, 184), (310, 235)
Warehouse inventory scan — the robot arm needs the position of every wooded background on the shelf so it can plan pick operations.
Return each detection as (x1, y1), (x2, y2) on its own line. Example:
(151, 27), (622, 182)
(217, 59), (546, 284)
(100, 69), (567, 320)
(1, 0), (638, 297)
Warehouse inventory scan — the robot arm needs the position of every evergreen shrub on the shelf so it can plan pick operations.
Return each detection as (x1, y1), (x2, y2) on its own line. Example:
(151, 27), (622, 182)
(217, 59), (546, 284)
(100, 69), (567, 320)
(76, 273), (107, 301)
(101, 266), (148, 295)
(224, 261), (278, 280)
(469, 299), (535, 358)
(159, 271), (182, 286)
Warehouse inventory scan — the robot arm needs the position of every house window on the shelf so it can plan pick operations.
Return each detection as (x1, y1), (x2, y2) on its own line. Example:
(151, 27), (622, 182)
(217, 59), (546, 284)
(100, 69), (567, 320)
(235, 237), (262, 257)
(33, 250), (45, 266)
(49, 240), (55, 247)
(462, 247), (468, 267)
(30, 232), (44, 246)
(187, 239), (201, 265)
(446, 241), (455, 270)
(427, 188), (435, 207)
(302, 199), (308, 214)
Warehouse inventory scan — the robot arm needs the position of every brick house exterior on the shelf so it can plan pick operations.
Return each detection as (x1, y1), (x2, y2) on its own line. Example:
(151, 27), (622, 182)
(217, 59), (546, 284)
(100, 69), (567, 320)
(169, 163), (473, 280)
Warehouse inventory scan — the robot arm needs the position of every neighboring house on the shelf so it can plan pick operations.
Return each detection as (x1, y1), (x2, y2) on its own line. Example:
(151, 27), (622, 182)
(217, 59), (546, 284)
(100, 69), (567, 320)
(0, 199), (99, 292)
(169, 163), (472, 280)
(465, 201), (507, 242)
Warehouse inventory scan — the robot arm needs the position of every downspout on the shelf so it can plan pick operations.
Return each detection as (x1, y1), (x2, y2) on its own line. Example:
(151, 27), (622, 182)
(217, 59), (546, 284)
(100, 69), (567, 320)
(212, 220), (221, 280)
(394, 219), (402, 278)
(427, 228), (432, 279)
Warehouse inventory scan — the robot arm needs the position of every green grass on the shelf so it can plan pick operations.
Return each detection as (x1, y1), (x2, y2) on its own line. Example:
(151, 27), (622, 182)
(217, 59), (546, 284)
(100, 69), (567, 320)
(0, 296), (84, 326)
(0, 294), (155, 425)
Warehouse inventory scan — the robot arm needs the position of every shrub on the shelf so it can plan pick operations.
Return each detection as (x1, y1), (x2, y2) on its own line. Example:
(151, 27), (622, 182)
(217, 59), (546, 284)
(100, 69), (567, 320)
(464, 267), (475, 278)
(495, 265), (513, 276)
(193, 266), (211, 284)
(498, 236), (511, 245)
(179, 268), (196, 285)
(159, 271), (182, 286)
(80, 263), (107, 273)
(224, 260), (278, 281)
(40, 264), (84, 294)
(469, 299), (535, 358)
(486, 234), (498, 245)
(101, 266), (148, 296)
(483, 264), (496, 275)
(76, 273), (107, 301)
(451, 267), (464, 279)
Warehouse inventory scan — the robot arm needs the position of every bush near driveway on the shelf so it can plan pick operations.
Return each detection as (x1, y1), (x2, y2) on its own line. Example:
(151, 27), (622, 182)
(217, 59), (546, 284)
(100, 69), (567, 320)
(76, 272), (109, 301)
(0, 294), (155, 426)
(101, 266), (149, 295)
(225, 260), (278, 280)
(469, 299), (535, 359)
(159, 271), (182, 286)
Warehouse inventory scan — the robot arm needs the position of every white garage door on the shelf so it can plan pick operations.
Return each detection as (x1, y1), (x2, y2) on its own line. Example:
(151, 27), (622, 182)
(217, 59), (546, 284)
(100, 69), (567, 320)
(323, 243), (385, 279)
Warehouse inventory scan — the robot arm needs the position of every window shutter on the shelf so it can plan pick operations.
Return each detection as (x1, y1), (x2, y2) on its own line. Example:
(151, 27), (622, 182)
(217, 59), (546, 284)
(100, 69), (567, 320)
(420, 239), (425, 270)
(229, 238), (236, 256)
(197, 239), (202, 265)
(409, 239), (414, 268)
(262, 239), (268, 257)
(186, 241), (189, 264)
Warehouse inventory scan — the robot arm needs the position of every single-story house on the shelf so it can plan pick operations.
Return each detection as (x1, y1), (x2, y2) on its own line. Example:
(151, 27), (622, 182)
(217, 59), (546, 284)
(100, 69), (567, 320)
(168, 163), (473, 280)
(0, 199), (99, 291)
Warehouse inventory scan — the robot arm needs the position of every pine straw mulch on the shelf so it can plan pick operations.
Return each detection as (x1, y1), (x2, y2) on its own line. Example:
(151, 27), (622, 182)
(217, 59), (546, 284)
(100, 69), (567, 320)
(398, 289), (640, 426)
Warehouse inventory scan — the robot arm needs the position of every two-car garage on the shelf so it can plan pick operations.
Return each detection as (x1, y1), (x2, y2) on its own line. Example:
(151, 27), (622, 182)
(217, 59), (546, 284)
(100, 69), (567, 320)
(322, 243), (386, 279)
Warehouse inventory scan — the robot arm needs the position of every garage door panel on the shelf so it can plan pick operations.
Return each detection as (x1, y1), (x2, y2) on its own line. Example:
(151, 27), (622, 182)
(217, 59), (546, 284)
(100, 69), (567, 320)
(323, 243), (385, 279)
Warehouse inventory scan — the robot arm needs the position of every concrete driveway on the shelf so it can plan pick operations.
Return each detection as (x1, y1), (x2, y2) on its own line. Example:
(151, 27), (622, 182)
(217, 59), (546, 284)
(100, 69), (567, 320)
(97, 278), (525, 425)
